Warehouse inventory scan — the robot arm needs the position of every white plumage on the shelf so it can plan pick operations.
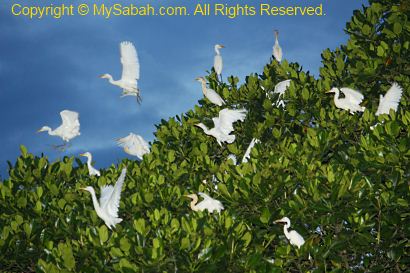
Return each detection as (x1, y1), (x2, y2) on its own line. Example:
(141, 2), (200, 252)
(196, 108), (247, 146)
(213, 44), (225, 80)
(196, 77), (225, 106)
(242, 138), (260, 163)
(37, 110), (80, 142)
(227, 154), (237, 165)
(186, 192), (224, 213)
(116, 133), (150, 160)
(327, 87), (366, 114)
(274, 217), (305, 249)
(81, 168), (127, 230)
(80, 152), (101, 177)
(375, 82), (403, 116)
(100, 41), (141, 102)
(273, 79), (291, 107)
(273, 30), (283, 62)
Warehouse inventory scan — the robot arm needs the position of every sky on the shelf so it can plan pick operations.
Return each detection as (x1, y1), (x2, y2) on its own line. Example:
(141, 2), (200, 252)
(0, 0), (368, 178)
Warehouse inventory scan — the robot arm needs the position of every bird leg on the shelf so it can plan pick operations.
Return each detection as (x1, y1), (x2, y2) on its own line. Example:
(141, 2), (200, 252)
(51, 142), (71, 152)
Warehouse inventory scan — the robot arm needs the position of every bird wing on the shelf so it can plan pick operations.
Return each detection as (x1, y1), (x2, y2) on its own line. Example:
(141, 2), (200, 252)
(242, 138), (260, 163)
(126, 134), (150, 158)
(289, 230), (305, 246)
(375, 83), (403, 116)
(116, 133), (133, 147)
(214, 55), (223, 75)
(340, 88), (364, 105)
(99, 185), (114, 208)
(60, 110), (79, 129)
(102, 168), (127, 218)
(120, 41), (139, 83)
(197, 192), (224, 213)
(214, 109), (247, 135)
(273, 80), (291, 96)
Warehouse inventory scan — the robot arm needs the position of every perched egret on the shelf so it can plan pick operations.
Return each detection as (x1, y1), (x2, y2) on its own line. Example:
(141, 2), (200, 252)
(213, 44), (225, 81)
(100, 41), (141, 103)
(273, 79), (291, 107)
(196, 108), (247, 146)
(196, 77), (225, 106)
(326, 87), (365, 114)
(375, 82), (403, 116)
(186, 192), (224, 213)
(116, 133), (150, 160)
(274, 217), (305, 249)
(80, 152), (101, 177)
(37, 110), (80, 149)
(81, 168), (127, 230)
(242, 138), (260, 163)
(272, 30), (283, 62)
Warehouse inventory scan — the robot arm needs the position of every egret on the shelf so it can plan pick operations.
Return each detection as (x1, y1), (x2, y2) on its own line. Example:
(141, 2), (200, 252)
(273, 30), (283, 62)
(80, 168), (127, 230)
(196, 77), (225, 106)
(274, 216), (305, 249)
(227, 154), (237, 165)
(116, 133), (150, 160)
(242, 138), (260, 163)
(326, 87), (365, 114)
(196, 108), (247, 146)
(273, 79), (291, 107)
(37, 110), (80, 149)
(375, 82), (403, 116)
(80, 152), (101, 177)
(100, 41), (141, 103)
(213, 44), (225, 81)
(186, 192), (224, 213)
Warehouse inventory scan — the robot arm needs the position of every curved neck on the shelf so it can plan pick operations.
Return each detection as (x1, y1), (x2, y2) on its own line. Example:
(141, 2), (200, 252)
(44, 127), (56, 135)
(199, 81), (207, 95)
(190, 195), (199, 211)
(215, 47), (221, 55)
(197, 123), (209, 134)
(275, 31), (279, 44)
(86, 155), (92, 166)
(333, 89), (340, 101)
(88, 188), (102, 215)
(283, 223), (290, 238)
(105, 74), (116, 84)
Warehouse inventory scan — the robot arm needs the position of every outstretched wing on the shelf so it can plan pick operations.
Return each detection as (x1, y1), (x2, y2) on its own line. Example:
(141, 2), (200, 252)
(120, 41), (139, 83)
(197, 192), (224, 213)
(273, 80), (291, 96)
(376, 83), (403, 116)
(214, 108), (247, 135)
(102, 168), (127, 218)
(340, 87), (364, 105)
(116, 133), (133, 147)
(99, 185), (114, 208)
(60, 110), (79, 129)
(242, 138), (260, 163)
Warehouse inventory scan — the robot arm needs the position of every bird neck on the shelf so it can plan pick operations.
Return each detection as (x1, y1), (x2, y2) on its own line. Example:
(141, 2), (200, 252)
(197, 123), (209, 134)
(88, 188), (102, 215)
(333, 89), (340, 102)
(200, 82), (207, 95)
(275, 32), (279, 44)
(190, 195), (199, 211)
(105, 74), (116, 84)
(214, 46), (221, 55)
(86, 155), (93, 166)
(283, 223), (290, 237)
(43, 127), (55, 135)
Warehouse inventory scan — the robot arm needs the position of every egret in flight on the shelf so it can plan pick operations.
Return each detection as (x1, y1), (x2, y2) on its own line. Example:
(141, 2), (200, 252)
(273, 79), (291, 107)
(37, 110), (80, 150)
(326, 87), (365, 114)
(196, 77), (225, 106)
(186, 192), (224, 213)
(375, 82), (403, 116)
(274, 216), (305, 249)
(242, 138), (260, 163)
(100, 41), (141, 103)
(80, 152), (101, 177)
(273, 30), (283, 62)
(81, 168), (127, 230)
(116, 133), (150, 160)
(213, 44), (225, 81)
(196, 108), (247, 146)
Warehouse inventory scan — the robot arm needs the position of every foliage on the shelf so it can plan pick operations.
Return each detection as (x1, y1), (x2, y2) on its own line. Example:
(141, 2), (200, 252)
(0, 1), (409, 272)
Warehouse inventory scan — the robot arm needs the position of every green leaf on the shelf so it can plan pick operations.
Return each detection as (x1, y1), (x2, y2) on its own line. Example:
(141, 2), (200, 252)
(260, 208), (271, 224)
(99, 225), (109, 244)
(58, 243), (75, 270)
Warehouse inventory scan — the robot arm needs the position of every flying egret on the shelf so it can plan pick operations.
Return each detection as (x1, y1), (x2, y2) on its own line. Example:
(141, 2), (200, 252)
(80, 152), (101, 177)
(116, 133), (150, 160)
(273, 79), (291, 107)
(242, 138), (260, 163)
(196, 108), (247, 146)
(37, 110), (80, 149)
(100, 41), (141, 103)
(213, 44), (225, 81)
(196, 77), (225, 106)
(185, 192), (224, 213)
(326, 87), (365, 114)
(273, 30), (283, 62)
(80, 168), (127, 230)
(375, 82), (403, 116)
(274, 217), (305, 249)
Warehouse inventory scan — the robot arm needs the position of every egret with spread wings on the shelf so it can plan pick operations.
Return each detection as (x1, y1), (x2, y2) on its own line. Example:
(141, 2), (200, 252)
(116, 133), (150, 160)
(100, 41), (141, 103)
(186, 192), (224, 213)
(326, 87), (365, 114)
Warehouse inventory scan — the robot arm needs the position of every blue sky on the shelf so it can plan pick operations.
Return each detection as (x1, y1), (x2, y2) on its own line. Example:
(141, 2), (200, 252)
(0, 0), (368, 178)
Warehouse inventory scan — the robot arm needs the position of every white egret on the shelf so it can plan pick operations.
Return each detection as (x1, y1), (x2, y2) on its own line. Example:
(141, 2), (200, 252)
(37, 110), (80, 149)
(196, 108), (247, 146)
(227, 154), (237, 165)
(375, 82), (403, 116)
(273, 79), (291, 107)
(326, 87), (365, 114)
(100, 41), (141, 103)
(186, 192), (224, 213)
(213, 44), (225, 81)
(80, 152), (101, 177)
(242, 138), (260, 163)
(272, 30), (283, 62)
(274, 217), (305, 249)
(116, 133), (150, 160)
(196, 77), (225, 106)
(81, 168), (127, 230)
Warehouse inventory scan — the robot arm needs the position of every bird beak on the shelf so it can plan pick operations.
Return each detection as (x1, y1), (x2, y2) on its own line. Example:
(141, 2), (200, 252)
(99, 74), (105, 78)
(79, 188), (86, 191)
(274, 220), (285, 224)
(79, 153), (85, 157)
(220, 45), (225, 48)
(195, 77), (200, 81)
